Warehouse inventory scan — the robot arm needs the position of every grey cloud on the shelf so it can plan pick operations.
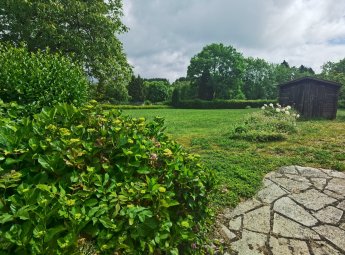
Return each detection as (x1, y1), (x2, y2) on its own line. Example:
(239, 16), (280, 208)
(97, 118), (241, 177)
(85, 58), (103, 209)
(120, 0), (345, 81)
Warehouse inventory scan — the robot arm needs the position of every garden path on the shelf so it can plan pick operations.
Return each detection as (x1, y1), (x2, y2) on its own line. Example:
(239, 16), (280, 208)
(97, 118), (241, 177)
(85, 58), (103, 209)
(219, 166), (345, 255)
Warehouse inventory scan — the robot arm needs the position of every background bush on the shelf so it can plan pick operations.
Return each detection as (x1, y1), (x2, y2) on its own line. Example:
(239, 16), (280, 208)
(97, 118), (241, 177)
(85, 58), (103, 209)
(0, 101), (213, 254)
(0, 43), (89, 113)
(0, 100), (28, 122)
(174, 99), (277, 109)
(145, 81), (170, 103)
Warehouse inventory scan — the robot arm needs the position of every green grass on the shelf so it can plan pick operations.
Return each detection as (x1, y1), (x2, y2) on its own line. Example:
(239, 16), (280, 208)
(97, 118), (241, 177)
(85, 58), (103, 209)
(123, 109), (256, 145)
(123, 108), (345, 209)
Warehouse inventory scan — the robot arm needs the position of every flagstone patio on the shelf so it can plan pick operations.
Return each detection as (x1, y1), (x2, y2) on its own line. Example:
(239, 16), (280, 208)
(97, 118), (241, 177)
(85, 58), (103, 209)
(219, 166), (345, 255)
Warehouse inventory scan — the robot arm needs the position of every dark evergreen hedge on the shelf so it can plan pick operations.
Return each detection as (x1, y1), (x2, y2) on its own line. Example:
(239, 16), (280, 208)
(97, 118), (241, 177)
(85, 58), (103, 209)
(173, 99), (277, 109)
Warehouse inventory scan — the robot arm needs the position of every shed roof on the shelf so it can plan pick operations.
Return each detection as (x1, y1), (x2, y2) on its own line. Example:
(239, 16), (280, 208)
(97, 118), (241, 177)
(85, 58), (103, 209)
(279, 76), (341, 89)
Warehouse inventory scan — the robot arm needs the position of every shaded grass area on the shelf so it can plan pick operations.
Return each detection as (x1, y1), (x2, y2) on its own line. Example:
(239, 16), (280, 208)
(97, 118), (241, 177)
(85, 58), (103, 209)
(123, 108), (345, 209)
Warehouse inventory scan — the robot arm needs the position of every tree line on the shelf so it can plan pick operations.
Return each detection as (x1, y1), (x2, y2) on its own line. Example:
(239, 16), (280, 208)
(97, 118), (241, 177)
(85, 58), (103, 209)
(0, 1), (344, 104)
(129, 43), (345, 103)
(179, 43), (314, 101)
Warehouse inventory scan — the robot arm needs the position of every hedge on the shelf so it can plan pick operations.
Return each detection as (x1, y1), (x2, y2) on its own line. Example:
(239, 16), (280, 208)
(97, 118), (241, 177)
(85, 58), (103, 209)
(173, 99), (277, 109)
(101, 104), (171, 110)
(101, 100), (345, 111)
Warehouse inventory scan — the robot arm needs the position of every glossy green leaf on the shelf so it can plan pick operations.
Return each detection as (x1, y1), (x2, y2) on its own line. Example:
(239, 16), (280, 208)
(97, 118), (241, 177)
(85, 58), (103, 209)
(99, 218), (116, 229)
(37, 156), (53, 170)
(16, 206), (30, 220)
(44, 225), (66, 242)
(28, 138), (38, 151)
(0, 213), (14, 224)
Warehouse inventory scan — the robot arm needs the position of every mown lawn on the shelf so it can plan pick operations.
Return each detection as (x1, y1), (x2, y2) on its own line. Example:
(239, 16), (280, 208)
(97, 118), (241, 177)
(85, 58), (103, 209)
(123, 108), (345, 209)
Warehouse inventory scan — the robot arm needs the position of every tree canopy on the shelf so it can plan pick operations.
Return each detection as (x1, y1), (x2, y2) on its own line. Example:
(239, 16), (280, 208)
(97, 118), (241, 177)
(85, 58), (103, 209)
(197, 69), (214, 100)
(144, 81), (170, 103)
(320, 58), (345, 100)
(187, 43), (245, 99)
(184, 44), (320, 101)
(242, 57), (276, 99)
(0, 0), (132, 101)
(172, 78), (196, 100)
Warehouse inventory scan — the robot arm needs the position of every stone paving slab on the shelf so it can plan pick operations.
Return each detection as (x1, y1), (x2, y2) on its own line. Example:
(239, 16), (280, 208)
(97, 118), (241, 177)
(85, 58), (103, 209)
(272, 213), (320, 240)
(256, 180), (287, 203)
(273, 197), (317, 226)
(289, 188), (337, 211)
(219, 166), (345, 255)
(243, 205), (271, 234)
(230, 230), (268, 255)
(310, 241), (343, 255)
(270, 236), (309, 255)
(229, 216), (242, 231)
(313, 225), (345, 251)
(313, 206), (343, 224)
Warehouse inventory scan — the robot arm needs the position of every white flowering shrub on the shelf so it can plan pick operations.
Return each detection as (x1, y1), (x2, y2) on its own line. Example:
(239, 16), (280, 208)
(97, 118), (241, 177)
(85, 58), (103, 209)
(261, 103), (300, 119)
(231, 103), (300, 142)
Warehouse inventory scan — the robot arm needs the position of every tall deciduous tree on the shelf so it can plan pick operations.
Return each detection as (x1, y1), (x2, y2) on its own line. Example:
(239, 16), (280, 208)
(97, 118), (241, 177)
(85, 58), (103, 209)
(172, 78), (197, 100)
(187, 43), (245, 99)
(272, 61), (295, 85)
(243, 57), (276, 99)
(272, 61), (315, 84)
(0, 0), (132, 101)
(321, 59), (345, 74)
(197, 69), (214, 100)
(320, 59), (345, 100)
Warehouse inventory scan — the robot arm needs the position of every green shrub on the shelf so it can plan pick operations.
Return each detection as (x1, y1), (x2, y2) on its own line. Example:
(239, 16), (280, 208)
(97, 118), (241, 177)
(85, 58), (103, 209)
(0, 101), (213, 254)
(230, 103), (299, 142)
(175, 99), (277, 109)
(0, 100), (28, 121)
(339, 100), (345, 109)
(0, 43), (89, 113)
(145, 82), (170, 103)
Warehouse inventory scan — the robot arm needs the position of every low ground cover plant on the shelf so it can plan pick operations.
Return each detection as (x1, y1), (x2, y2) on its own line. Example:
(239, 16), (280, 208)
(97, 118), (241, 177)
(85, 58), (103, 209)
(230, 103), (300, 142)
(0, 101), (214, 254)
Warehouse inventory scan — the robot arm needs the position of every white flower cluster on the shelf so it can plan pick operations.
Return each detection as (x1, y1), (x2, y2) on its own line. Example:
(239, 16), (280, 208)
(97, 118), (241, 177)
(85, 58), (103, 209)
(261, 103), (300, 118)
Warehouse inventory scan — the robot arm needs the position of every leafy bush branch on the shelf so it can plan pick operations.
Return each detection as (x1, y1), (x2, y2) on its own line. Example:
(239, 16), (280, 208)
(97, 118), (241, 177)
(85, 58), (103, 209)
(0, 101), (214, 254)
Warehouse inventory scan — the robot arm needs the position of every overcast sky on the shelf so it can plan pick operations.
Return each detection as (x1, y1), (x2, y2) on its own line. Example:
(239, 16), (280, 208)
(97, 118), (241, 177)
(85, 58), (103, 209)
(120, 0), (345, 82)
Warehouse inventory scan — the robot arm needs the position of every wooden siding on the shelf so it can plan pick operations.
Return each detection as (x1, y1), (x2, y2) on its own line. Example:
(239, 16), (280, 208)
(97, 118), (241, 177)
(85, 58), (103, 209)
(279, 78), (340, 119)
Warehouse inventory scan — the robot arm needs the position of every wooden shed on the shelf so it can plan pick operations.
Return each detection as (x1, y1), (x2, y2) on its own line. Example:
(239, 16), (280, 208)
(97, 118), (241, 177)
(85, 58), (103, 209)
(279, 77), (341, 119)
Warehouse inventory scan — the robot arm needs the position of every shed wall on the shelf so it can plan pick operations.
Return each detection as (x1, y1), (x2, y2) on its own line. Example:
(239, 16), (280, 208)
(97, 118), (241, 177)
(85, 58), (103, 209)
(279, 80), (339, 119)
